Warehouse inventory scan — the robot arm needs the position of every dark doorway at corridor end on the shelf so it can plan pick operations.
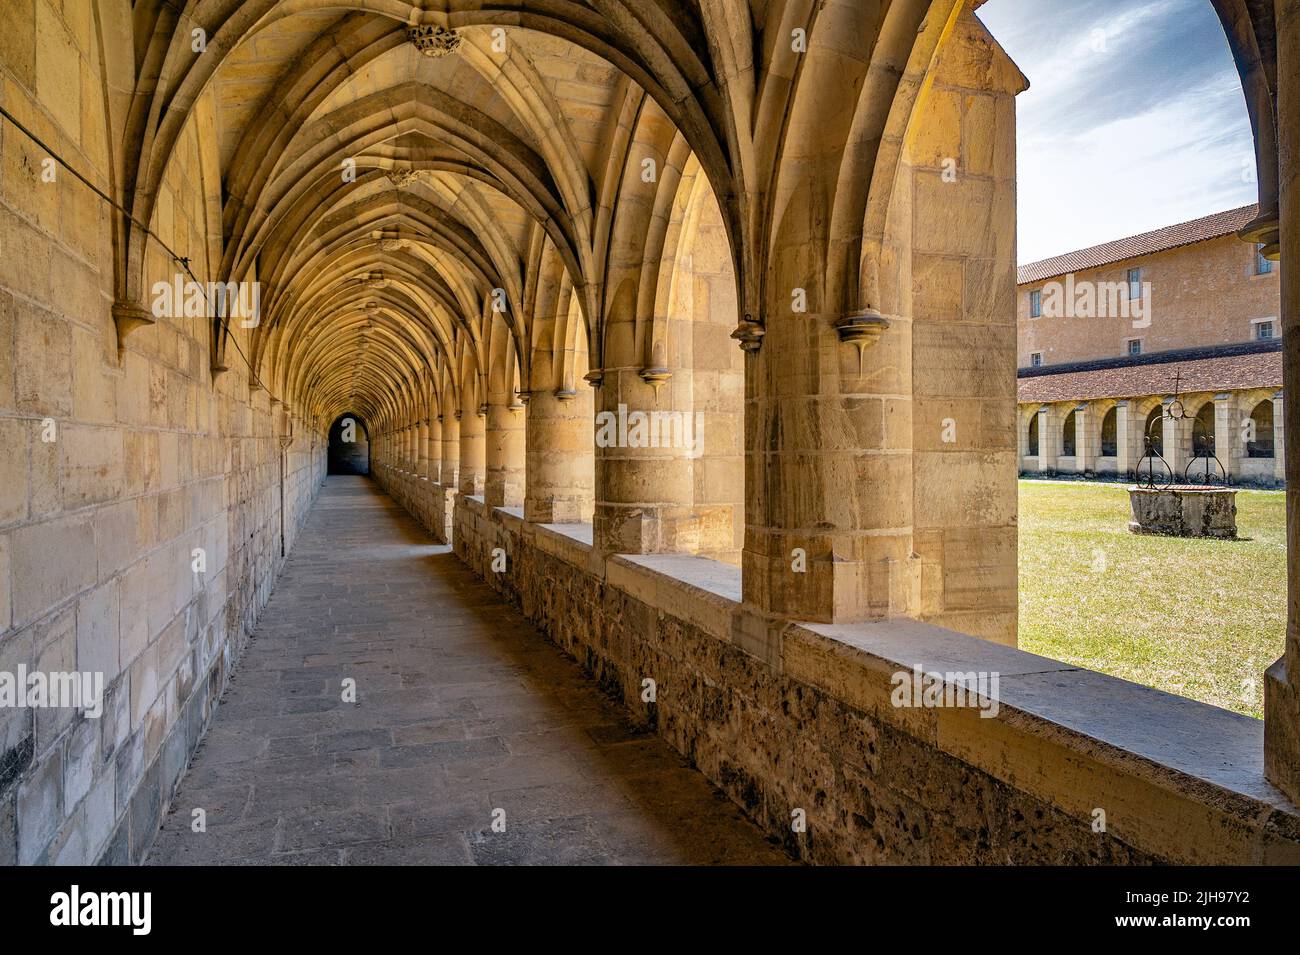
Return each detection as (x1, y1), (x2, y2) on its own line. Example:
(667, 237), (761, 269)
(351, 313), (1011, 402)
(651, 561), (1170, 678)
(328, 413), (370, 475)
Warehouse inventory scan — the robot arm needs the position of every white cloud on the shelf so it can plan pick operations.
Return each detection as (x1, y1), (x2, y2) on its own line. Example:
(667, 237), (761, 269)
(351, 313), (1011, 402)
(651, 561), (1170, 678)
(979, 0), (1257, 263)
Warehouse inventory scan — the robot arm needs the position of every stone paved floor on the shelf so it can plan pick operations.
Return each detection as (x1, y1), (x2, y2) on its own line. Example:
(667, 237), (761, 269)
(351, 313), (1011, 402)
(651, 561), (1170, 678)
(146, 476), (790, 865)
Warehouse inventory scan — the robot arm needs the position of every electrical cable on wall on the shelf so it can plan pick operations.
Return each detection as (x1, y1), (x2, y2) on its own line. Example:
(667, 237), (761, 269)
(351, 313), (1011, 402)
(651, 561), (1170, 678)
(0, 103), (282, 407)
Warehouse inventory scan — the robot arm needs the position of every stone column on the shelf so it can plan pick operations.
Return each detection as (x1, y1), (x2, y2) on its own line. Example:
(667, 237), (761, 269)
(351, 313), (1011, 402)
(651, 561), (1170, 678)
(1074, 404), (1094, 474)
(418, 419), (431, 479)
(1274, 393), (1286, 484)
(525, 388), (594, 523)
(440, 414), (459, 488)
(427, 415), (442, 485)
(485, 398), (526, 507)
(459, 403), (486, 497)
(592, 369), (699, 554)
(1162, 400), (1186, 478)
(1037, 407), (1057, 473)
(1115, 401), (1132, 477)
(1214, 393), (1239, 482)
(1266, 0), (1300, 805)
(743, 305), (914, 626)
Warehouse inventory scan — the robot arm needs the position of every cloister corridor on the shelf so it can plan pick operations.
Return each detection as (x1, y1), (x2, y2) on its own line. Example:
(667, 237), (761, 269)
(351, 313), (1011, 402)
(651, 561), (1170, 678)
(145, 478), (787, 865)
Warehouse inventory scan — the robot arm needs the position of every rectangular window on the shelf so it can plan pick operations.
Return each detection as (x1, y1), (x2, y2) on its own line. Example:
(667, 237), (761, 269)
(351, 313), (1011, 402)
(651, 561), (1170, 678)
(1030, 352), (1043, 368)
(1029, 289), (1041, 318)
(1127, 268), (1142, 300)
(1127, 339), (1142, 356)
(1256, 320), (1275, 341)
(1257, 245), (1274, 275)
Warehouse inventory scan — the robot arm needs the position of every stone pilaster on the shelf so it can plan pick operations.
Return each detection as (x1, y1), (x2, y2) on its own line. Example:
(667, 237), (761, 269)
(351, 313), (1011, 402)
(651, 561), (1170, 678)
(459, 404), (486, 497)
(427, 415), (442, 482)
(1037, 407), (1057, 472)
(485, 399), (526, 507)
(1115, 401), (1132, 477)
(1162, 400), (1187, 478)
(1214, 393), (1239, 481)
(1274, 393), (1286, 484)
(592, 368), (700, 554)
(1074, 404), (1094, 473)
(440, 413), (460, 488)
(525, 387), (594, 523)
(418, 419), (431, 479)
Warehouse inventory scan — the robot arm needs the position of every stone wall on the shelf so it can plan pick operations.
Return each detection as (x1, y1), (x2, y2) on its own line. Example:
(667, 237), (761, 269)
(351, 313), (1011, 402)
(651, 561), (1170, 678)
(0, 1), (326, 864)
(436, 492), (1300, 864)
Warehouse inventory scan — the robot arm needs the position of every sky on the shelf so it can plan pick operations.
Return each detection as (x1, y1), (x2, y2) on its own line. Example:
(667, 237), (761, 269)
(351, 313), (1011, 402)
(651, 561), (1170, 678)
(977, 0), (1258, 264)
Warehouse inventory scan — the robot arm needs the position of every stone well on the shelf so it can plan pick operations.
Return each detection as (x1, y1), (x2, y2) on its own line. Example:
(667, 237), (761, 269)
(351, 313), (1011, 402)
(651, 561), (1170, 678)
(1128, 485), (1238, 539)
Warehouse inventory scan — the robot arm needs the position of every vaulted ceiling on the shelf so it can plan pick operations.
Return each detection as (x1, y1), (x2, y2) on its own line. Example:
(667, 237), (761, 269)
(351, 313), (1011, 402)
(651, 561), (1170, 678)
(102, 0), (1282, 434)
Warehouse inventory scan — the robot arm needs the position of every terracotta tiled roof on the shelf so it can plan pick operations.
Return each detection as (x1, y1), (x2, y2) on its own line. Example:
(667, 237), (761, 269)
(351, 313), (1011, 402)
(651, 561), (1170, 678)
(1017, 345), (1281, 405)
(1017, 205), (1259, 285)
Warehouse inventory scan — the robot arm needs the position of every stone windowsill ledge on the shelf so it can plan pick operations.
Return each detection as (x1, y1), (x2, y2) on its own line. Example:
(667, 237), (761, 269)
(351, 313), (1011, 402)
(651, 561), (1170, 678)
(471, 503), (1299, 859)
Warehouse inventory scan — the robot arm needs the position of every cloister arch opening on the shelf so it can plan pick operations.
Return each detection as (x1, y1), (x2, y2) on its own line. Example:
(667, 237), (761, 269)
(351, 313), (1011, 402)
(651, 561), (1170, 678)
(1100, 406), (1118, 458)
(1249, 399), (1277, 458)
(329, 413), (372, 476)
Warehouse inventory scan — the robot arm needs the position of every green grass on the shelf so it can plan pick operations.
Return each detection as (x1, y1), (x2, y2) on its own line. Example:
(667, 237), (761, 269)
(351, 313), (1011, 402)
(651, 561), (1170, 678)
(1018, 479), (1285, 718)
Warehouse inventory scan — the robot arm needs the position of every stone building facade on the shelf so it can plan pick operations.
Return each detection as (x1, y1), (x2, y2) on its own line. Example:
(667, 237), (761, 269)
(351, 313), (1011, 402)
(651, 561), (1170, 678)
(1017, 206), (1284, 484)
(2, 0), (1300, 866)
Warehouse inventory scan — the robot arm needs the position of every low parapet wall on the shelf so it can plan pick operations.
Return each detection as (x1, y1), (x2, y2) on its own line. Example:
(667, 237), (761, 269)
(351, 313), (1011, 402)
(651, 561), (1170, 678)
(380, 470), (1300, 863)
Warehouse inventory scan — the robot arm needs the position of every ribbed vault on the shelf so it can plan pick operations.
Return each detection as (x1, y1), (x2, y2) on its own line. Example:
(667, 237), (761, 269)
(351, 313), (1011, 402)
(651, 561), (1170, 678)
(104, 0), (1282, 443)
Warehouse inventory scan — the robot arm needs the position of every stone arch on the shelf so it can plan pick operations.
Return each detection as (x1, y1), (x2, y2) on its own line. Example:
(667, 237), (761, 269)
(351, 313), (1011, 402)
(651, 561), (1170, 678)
(1099, 405), (1118, 459)
(1248, 398), (1276, 458)
(1027, 413), (1040, 457)
(1061, 410), (1077, 458)
(1193, 400), (1218, 459)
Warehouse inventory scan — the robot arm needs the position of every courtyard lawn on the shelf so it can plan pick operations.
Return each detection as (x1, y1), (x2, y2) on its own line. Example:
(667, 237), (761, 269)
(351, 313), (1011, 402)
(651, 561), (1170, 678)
(1018, 479), (1285, 718)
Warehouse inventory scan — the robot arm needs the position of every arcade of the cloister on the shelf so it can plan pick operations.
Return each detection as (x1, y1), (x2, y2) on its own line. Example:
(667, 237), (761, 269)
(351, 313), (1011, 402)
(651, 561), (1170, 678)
(1020, 390), (1285, 484)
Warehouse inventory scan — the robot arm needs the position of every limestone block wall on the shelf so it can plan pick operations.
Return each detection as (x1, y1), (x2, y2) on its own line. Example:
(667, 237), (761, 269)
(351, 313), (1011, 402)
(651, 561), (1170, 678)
(0, 1), (326, 865)
(445, 496), (1300, 864)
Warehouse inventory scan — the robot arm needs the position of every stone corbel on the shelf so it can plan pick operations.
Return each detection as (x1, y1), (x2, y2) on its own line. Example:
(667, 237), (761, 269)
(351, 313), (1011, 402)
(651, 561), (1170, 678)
(583, 369), (603, 387)
(553, 387), (577, 401)
(112, 301), (154, 350)
(1239, 203), (1281, 260)
(477, 403), (488, 417)
(730, 314), (764, 353)
(835, 307), (890, 374)
(835, 307), (889, 347)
